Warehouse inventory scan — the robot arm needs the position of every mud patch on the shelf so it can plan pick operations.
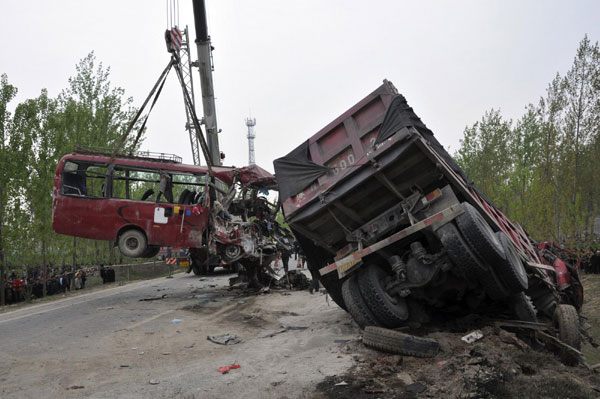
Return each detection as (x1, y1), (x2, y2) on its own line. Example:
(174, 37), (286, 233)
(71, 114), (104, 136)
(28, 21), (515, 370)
(314, 326), (600, 399)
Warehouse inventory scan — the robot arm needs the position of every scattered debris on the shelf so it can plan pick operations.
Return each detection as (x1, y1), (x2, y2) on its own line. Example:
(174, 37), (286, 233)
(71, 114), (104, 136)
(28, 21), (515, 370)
(364, 389), (384, 394)
(120, 365), (130, 368)
(461, 330), (484, 344)
(184, 344), (195, 349)
(66, 385), (85, 390)
(162, 352), (171, 355)
(406, 382), (427, 394)
(138, 352), (145, 355)
(282, 325), (308, 331)
(218, 364), (241, 374)
(171, 319), (182, 324)
(396, 372), (413, 385)
(97, 307), (114, 310)
(149, 379), (160, 385)
(207, 334), (242, 345)
(335, 381), (348, 386)
(334, 339), (351, 344)
(139, 294), (167, 301)
(261, 325), (309, 338)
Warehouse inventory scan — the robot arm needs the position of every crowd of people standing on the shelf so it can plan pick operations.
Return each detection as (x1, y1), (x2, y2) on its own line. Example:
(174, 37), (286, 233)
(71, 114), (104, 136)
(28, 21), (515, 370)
(2, 264), (116, 305)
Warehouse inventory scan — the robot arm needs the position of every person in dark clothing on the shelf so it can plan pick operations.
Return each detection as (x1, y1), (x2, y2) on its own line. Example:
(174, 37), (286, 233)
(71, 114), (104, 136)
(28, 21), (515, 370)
(107, 267), (116, 282)
(280, 248), (292, 273)
(591, 251), (600, 274)
(100, 264), (107, 284)
(80, 270), (87, 289)
(308, 268), (320, 294)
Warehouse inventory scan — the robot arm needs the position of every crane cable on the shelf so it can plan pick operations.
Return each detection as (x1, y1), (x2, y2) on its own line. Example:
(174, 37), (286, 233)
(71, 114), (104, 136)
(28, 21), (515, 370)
(108, 59), (173, 164)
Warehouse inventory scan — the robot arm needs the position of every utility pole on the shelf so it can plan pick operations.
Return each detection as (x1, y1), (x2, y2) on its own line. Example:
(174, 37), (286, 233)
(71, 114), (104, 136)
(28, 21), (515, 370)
(192, 0), (221, 166)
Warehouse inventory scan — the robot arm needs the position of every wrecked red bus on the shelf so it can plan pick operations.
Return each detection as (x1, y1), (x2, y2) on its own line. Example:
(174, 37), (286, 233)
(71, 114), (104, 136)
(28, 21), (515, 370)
(52, 151), (218, 258)
(52, 151), (284, 273)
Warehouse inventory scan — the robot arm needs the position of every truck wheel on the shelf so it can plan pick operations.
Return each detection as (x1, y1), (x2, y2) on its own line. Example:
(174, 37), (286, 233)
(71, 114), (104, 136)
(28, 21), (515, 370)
(438, 223), (509, 300)
(511, 292), (537, 322)
(358, 264), (408, 328)
(192, 266), (202, 276)
(437, 223), (486, 276)
(363, 326), (439, 357)
(118, 229), (147, 258)
(495, 232), (528, 293)
(455, 202), (505, 267)
(554, 304), (581, 350)
(342, 274), (381, 328)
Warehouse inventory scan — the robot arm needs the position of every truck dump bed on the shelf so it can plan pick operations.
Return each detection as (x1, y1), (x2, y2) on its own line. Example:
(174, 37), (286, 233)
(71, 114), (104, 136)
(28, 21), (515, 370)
(275, 80), (536, 260)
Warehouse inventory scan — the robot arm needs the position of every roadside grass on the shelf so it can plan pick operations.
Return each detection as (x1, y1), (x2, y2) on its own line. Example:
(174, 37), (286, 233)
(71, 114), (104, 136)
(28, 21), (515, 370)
(580, 273), (600, 365)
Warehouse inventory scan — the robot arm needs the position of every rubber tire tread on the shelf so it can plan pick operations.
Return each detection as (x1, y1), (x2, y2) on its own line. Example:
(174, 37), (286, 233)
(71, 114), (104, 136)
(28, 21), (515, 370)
(342, 274), (381, 328)
(118, 229), (147, 258)
(511, 292), (537, 322)
(363, 326), (439, 357)
(455, 202), (505, 268)
(437, 223), (509, 300)
(358, 265), (408, 328)
(495, 232), (528, 293)
(554, 304), (581, 350)
(438, 223), (486, 276)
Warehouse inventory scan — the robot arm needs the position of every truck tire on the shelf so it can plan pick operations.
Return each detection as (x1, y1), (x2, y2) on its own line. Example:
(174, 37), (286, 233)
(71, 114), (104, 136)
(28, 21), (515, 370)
(118, 229), (147, 258)
(511, 292), (537, 322)
(342, 274), (381, 328)
(455, 202), (505, 268)
(437, 223), (509, 300)
(437, 223), (486, 276)
(554, 304), (581, 350)
(363, 326), (439, 357)
(358, 264), (408, 328)
(495, 232), (528, 293)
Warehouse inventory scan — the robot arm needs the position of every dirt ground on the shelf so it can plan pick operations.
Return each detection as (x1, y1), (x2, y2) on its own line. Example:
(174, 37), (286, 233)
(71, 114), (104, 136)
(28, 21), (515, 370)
(313, 274), (600, 399)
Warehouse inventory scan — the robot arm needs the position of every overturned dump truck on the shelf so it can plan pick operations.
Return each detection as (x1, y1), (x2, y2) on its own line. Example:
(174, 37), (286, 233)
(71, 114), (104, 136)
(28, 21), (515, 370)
(274, 80), (583, 347)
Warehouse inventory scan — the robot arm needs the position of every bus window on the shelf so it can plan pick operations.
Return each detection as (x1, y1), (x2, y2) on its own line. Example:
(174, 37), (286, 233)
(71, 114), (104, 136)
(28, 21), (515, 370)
(122, 169), (161, 202)
(172, 173), (207, 205)
(61, 161), (107, 198)
(109, 167), (208, 204)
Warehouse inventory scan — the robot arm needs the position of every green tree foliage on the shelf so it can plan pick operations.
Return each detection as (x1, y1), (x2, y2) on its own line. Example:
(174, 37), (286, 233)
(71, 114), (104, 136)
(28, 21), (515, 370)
(455, 35), (600, 249)
(0, 52), (143, 274)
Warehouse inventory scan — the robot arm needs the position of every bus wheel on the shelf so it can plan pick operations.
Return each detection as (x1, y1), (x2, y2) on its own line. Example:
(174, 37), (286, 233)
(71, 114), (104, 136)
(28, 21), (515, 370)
(118, 229), (148, 258)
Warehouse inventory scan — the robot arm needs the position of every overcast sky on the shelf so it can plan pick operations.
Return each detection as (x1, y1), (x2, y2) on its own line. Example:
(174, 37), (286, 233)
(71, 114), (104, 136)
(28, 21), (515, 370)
(2, 1), (599, 172)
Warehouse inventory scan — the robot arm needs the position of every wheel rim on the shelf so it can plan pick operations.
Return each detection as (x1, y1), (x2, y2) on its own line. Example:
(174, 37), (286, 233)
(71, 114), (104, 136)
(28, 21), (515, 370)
(225, 245), (242, 260)
(125, 237), (139, 251)
(374, 267), (400, 305)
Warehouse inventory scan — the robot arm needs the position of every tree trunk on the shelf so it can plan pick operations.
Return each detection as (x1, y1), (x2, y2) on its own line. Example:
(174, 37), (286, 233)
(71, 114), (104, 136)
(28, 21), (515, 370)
(0, 182), (5, 306)
(42, 238), (47, 298)
(108, 241), (115, 265)
(72, 237), (77, 290)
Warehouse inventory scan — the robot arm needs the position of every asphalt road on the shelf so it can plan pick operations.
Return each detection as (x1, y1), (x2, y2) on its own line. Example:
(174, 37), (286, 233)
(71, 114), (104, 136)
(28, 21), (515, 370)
(0, 268), (356, 399)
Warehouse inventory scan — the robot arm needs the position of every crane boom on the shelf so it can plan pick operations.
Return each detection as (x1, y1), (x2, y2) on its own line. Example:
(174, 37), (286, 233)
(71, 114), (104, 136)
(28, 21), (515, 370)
(192, 0), (221, 166)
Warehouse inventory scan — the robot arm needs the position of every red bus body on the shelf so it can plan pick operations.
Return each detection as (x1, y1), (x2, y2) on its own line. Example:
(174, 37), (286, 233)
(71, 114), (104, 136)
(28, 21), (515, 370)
(52, 152), (273, 251)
